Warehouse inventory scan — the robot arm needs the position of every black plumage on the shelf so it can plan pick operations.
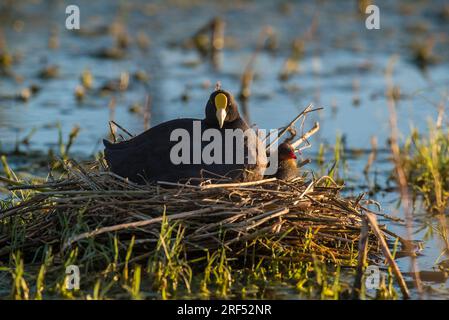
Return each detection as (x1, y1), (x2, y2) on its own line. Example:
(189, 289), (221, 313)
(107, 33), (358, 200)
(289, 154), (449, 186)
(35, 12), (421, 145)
(103, 90), (267, 184)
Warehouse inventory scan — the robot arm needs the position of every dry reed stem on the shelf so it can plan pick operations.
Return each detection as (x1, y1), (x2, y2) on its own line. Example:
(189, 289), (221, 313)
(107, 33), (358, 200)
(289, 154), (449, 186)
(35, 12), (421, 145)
(352, 216), (369, 299)
(291, 122), (320, 151)
(385, 55), (422, 296)
(365, 212), (410, 299)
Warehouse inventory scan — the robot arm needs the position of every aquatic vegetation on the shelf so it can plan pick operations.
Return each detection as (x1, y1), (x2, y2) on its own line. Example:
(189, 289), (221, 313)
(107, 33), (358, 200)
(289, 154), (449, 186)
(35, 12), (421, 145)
(185, 17), (225, 68)
(401, 122), (449, 213)
(1, 0), (448, 301)
(279, 39), (305, 81)
(409, 38), (439, 70)
(315, 134), (348, 185)
(74, 85), (85, 101)
(38, 65), (59, 79)
(44, 123), (81, 166)
(0, 31), (14, 74)
(80, 68), (94, 90)
(357, 0), (373, 14)
(100, 72), (130, 93)
(0, 157), (407, 299)
(92, 47), (126, 60)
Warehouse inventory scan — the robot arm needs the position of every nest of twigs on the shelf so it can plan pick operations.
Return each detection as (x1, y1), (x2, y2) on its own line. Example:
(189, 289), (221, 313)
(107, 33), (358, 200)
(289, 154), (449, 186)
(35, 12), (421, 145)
(1, 158), (400, 266)
(0, 105), (413, 298)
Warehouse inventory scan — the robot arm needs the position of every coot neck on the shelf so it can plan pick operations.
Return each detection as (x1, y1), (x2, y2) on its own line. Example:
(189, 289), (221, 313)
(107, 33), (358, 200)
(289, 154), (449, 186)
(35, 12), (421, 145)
(204, 116), (248, 130)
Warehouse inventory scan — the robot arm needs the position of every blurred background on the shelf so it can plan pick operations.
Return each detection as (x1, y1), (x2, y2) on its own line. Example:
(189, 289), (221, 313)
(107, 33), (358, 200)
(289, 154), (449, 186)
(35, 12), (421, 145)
(0, 0), (447, 155)
(1, 0), (449, 298)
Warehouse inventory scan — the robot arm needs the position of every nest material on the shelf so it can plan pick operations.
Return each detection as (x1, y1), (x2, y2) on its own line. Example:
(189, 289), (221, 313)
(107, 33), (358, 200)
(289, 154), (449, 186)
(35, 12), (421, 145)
(0, 105), (412, 298)
(0, 159), (398, 267)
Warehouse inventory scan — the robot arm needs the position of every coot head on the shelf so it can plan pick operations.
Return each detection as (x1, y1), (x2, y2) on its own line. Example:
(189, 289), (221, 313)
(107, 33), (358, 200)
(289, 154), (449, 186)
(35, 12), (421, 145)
(205, 89), (241, 128)
(278, 142), (297, 161)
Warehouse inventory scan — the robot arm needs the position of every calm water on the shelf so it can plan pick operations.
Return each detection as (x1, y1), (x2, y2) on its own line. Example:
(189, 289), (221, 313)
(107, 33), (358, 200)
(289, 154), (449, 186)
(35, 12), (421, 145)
(1, 0), (449, 299)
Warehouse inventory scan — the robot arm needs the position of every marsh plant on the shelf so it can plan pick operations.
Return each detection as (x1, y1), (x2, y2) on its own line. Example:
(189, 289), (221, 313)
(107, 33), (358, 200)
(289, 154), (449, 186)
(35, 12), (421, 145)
(401, 120), (449, 213)
(0, 156), (403, 300)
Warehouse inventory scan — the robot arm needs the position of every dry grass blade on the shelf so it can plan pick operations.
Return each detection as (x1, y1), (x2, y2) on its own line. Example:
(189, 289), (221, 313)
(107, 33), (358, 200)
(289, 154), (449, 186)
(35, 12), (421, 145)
(63, 206), (216, 250)
(365, 212), (410, 299)
(352, 216), (369, 299)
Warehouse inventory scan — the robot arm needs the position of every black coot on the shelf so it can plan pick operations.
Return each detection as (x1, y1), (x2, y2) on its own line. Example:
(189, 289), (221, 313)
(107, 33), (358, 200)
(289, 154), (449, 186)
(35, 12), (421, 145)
(103, 90), (267, 184)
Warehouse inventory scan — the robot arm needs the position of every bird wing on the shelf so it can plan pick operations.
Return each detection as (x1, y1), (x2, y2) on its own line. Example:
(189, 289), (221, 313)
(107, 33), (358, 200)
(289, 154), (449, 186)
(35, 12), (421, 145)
(103, 119), (200, 182)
